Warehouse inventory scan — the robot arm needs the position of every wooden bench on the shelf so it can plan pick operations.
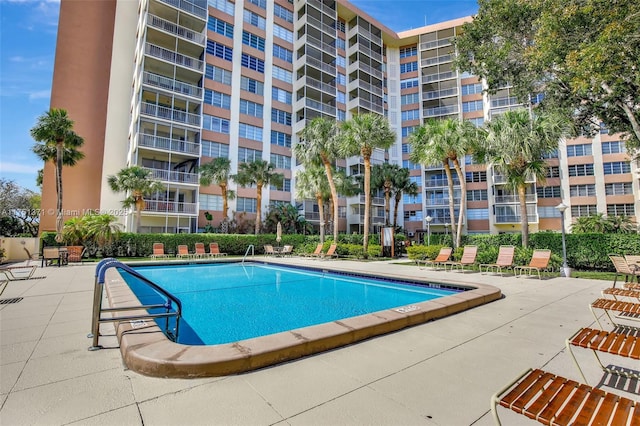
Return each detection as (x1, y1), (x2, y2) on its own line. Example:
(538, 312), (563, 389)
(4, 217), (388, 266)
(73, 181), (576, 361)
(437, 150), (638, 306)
(590, 298), (640, 329)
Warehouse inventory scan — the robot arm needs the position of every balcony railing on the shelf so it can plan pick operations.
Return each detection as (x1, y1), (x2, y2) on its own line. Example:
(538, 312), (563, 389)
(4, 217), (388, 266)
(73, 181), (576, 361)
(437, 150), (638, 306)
(147, 14), (205, 45)
(424, 178), (461, 188)
(304, 14), (336, 36)
(348, 79), (383, 97)
(297, 98), (336, 115)
(426, 198), (461, 206)
(145, 43), (204, 72)
(421, 54), (452, 68)
(141, 102), (201, 127)
(142, 72), (202, 99)
(358, 195), (385, 205)
(494, 194), (537, 204)
(303, 33), (336, 56)
(144, 200), (198, 214)
(301, 55), (336, 75)
(493, 174), (535, 184)
(422, 71), (455, 84)
(306, 0), (336, 18)
(423, 87), (458, 100)
(419, 38), (452, 51)
(495, 214), (538, 224)
(347, 97), (384, 114)
(424, 105), (459, 118)
(143, 167), (199, 185)
(157, 0), (207, 19)
(138, 133), (200, 156)
(351, 43), (383, 63)
(298, 76), (336, 95)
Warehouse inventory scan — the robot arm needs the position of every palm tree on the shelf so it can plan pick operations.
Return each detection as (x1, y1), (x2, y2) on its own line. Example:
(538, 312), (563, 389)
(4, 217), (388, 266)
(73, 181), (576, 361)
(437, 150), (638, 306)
(391, 168), (419, 228)
(296, 165), (330, 242)
(409, 118), (480, 248)
(295, 117), (341, 242)
(339, 114), (395, 254)
(85, 213), (122, 249)
(199, 157), (235, 225)
(572, 213), (637, 234)
(371, 163), (403, 226)
(107, 166), (164, 233)
(233, 160), (283, 234)
(476, 109), (569, 247)
(31, 108), (85, 242)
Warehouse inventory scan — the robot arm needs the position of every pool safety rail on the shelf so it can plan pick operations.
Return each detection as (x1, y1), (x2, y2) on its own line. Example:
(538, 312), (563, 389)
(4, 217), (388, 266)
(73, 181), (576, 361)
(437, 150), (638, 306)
(242, 244), (254, 263)
(88, 258), (182, 351)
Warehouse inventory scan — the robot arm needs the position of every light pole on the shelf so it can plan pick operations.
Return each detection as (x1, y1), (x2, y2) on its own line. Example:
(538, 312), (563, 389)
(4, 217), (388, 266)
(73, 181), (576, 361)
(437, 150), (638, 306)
(425, 215), (432, 246)
(556, 202), (569, 277)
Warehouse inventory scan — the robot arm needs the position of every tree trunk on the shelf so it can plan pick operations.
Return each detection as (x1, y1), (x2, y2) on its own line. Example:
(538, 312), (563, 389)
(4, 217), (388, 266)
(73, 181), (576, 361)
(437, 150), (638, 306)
(384, 181), (391, 226)
(452, 158), (466, 249)
(363, 155), (371, 255)
(393, 193), (401, 228)
(443, 161), (457, 248)
(220, 182), (228, 221)
(602, 82), (640, 145)
(518, 184), (529, 248)
(135, 196), (145, 233)
(316, 193), (325, 243)
(55, 142), (64, 242)
(322, 156), (340, 242)
(255, 182), (262, 235)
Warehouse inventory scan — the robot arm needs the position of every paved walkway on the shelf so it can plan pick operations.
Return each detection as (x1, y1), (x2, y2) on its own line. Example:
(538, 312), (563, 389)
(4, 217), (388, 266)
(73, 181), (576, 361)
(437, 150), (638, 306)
(1, 258), (638, 425)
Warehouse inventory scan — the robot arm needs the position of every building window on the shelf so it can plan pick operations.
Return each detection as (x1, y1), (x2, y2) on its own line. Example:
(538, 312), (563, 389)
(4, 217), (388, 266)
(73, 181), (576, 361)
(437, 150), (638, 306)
(337, 91), (346, 104)
(336, 38), (346, 50)
(461, 83), (483, 95)
(207, 17), (234, 38)
(403, 193), (422, 204)
(238, 147), (262, 163)
(270, 178), (291, 192)
(400, 78), (419, 89)
(203, 115), (230, 134)
(273, 44), (293, 63)
(603, 161), (631, 175)
(336, 73), (346, 85)
(337, 110), (346, 121)
(402, 160), (421, 170)
(605, 182), (633, 196)
(272, 87), (292, 104)
(209, 0), (234, 16)
(538, 206), (561, 218)
(271, 131), (291, 148)
(468, 117), (484, 128)
(199, 194), (223, 211)
(602, 141), (626, 154)
(467, 208), (489, 220)
(467, 189), (488, 201)
(247, 0), (266, 8)
(400, 93), (419, 105)
(410, 176), (422, 186)
(401, 143), (412, 154)
(546, 166), (560, 178)
(271, 109), (292, 125)
(401, 109), (420, 121)
(536, 186), (561, 198)
(270, 153), (291, 169)
(607, 204), (635, 216)
(272, 66), (292, 83)
(568, 164), (594, 177)
(243, 9), (266, 29)
(336, 20), (346, 33)
(273, 4), (293, 22)
(236, 197), (257, 213)
(402, 126), (416, 137)
(241, 53), (265, 73)
(239, 99), (263, 118)
(465, 171), (487, 183)
(571, 205), (598, 217)
(403, 210), (423, 221)
(569, 184), (596, 197)
(240, 76), (264, 95)
(204, 90), (231, 109)
(566, 143), (592, 157)
(206, 41), (233, 61)
(336, 55), (346, 68)
(599, 122), (609, 134)
(462, 100), (483, 112)
(273, 24), (293, 43)
(399, 46), (417, 58)
(238, 123), (263, 141)
(400, 62), (418, 73)
(242, 31), (265, 51)
(542, 149), (558, 159)
(205, 65), (232, 85)
(201, 140), (229, 158)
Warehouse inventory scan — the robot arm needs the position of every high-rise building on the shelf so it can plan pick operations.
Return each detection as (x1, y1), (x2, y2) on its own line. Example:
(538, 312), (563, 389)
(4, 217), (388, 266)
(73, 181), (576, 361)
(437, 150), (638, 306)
(40, 0), (639, 236)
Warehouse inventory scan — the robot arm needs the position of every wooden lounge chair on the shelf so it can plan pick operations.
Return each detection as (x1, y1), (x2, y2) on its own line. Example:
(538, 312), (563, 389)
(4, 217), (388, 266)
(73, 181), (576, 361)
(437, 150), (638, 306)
(176, 245), (192, 259)
(194, 243), (211, 258)
(491, 368), (640, 426)
(209, 243), (227, 257)
(610, 255), (639, 287)
(590, 298), (640, 329)
(626, 255), (640, 275)
(566, 327), (640, 384)
(304, 243), (324, 258)
(443, 245), (477, 272)
(514, 249), (552, 279)
(0, 265), (38, 281)
(417, 247), (452, 270)
(480, 245), (515, 276)
(602, 287), (640, 302)
(150, 243), (169, 259)
(320, 243), (338, 260)
(264, 245), (275, 256)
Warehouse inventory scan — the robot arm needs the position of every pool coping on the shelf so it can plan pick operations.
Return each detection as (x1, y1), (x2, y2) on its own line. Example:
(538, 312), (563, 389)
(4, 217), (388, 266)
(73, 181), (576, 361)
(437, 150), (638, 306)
(104, 260), (502, 378)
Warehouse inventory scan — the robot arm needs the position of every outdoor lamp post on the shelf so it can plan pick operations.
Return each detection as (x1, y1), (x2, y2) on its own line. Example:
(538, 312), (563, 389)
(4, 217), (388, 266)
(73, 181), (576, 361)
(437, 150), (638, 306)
(555, 202), (569, 277)
(425, 215), (432, 245)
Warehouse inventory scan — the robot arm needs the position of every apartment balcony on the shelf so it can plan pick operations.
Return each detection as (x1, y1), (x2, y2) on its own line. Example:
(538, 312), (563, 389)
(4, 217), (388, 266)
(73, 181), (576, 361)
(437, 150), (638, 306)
(293, 118), (310, 135)
(348, 43), (383, 63)
(295, 76), (336, 96)
(157, 0), (207, 20)
(304, 212), (321, 221)
(305, 0), (336, 18)
(419, 37), (452, 51)
(295, 98), (336, 116)
(424, 105), (459, 118)
(298, 33), (336, 57)
(426, 198), (461, 206)
(347, 79), (383, 97)
(493, 194), (537, 204)
(492, 173), (535, 184)
(424, 178), (461, 188)
(144, 200), (198, 215)
(495, 214), (538, 224)
(147, 14), (206, 45)
(347, 97), (384, 115)
(348, 213), (385, 225)
(143, 167), (199, 185)
(347, 61), (383, 80)
(137, 133), (200, 156)
(142, 72), (202, 99)
(420, 54), (452, 68)
(347, 26), (381, 46)
(423, 87), (458, 100)
(145, 43), (204, 72)
(296, 54), (336, 75)
(298, 14), (336, 36)
(141, 102), (201, 127)
(422, 71), (456, 84)
(357, 195), (385, 205)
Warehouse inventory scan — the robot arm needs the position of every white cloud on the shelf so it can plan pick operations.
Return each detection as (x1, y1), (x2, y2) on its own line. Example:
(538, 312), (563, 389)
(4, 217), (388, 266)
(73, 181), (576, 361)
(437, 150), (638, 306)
(28, 89), (50, 100)
(0, 161), (41, 174)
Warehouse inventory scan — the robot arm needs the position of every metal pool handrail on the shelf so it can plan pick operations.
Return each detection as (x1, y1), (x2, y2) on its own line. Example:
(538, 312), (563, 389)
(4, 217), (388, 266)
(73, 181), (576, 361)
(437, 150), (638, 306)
(242, 244), (254, 263)
(88, 259), (182, 351)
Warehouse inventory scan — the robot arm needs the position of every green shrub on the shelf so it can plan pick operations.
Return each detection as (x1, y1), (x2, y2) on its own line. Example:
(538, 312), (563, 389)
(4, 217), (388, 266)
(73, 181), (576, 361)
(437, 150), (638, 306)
(406, 244), (448, 261)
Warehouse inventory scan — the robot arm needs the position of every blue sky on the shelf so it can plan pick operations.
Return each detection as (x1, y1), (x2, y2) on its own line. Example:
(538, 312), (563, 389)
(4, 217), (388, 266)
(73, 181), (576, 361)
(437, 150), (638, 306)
(0, 0), (477, 193)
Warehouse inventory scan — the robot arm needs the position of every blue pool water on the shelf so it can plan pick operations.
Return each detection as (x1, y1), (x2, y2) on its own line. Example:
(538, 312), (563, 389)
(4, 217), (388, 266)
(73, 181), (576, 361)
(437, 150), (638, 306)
(121, 263), (461, 345)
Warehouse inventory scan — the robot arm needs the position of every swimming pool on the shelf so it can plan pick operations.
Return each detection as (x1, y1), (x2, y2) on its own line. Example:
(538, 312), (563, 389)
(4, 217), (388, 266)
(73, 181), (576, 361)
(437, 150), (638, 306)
(123, 263), (461, 345)
(104, 260), (501, 377)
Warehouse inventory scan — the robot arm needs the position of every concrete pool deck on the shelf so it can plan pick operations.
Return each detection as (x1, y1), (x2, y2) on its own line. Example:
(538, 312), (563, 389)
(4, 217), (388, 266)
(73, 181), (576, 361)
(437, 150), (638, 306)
(1, 257), (638, 425)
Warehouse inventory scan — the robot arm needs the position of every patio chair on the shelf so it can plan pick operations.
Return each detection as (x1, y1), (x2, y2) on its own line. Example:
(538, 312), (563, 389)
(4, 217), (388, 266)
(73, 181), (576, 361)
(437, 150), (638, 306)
(491, 368), (640, 426)
(42, 247), (62, 267)
(590, 298), (640, 329)
(0, 264), (38, 281)
(480, 245), (515, 276)
(417, 247), (452, 270)
(150, 243), (169, 259)
(176, 245), (192, 259)
(23, 247), (40, 263)
(514, 249), (552, 279)
(194, 243), (211, 258)
(209, 243), (227, 257)
(304, 243), (324, 258)
(601, 287), (640, 302)
(280, 245), (293, 257)
(566, 327), (640, 385)
(609, 255), (638, 288)
(320, 243), (338, 260)
(264, 245), (276, 256)
(443, 245), (477, 272)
